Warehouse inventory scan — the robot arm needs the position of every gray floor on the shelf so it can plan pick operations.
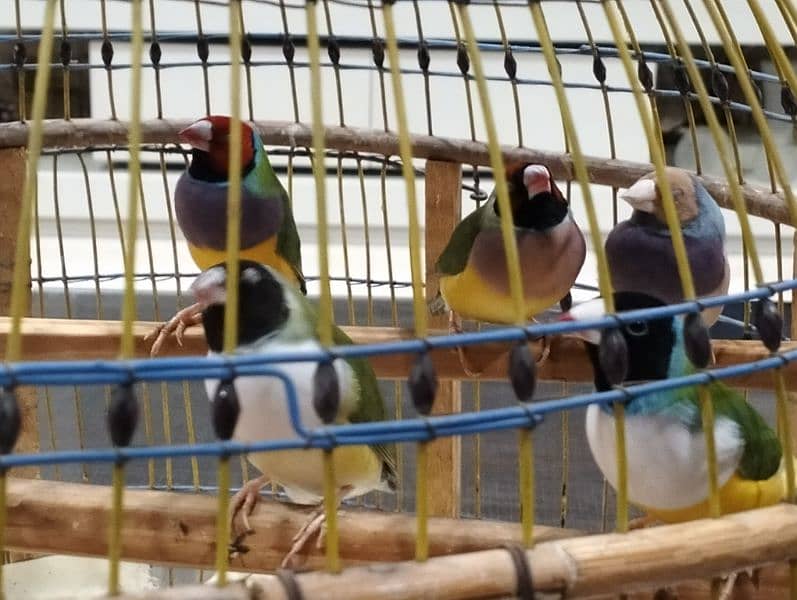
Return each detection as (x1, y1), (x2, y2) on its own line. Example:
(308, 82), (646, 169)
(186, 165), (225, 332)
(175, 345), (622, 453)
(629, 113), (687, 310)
(29, 288), (778, 534)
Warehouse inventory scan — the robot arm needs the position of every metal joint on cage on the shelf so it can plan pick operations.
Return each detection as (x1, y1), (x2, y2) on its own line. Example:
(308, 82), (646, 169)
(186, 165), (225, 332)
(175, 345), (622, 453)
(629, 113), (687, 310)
(504, 48), (517, 80)
(196, 37), (209, 64)
(149, 42), (162, 68)
(753, 298), (783, 353)
(409, 349), (438, 416)
(456, 42), (470, 75)
(327, 36), (342, 66)
(418, 40), (431, 73)
(59, 39), (72, 67)
(0, 388), (21, 457)
(313, 361), (341, 425)
(371, 37), (385, 69)
(100, 37), (113, 67)
(509, 340), (537, 404)
(241, 35), (253, 64)
(211, 378), (240, 441)
(282, 33), (296, 64)
(12, 40), (26, 69)
(107, 381), (139, 450)
(592, 51), (607, 85)
(598, 322), (629, 387)
(683, 312), (711, 370)
(636, 55), (654, 93)
(673, 60), (691, 96)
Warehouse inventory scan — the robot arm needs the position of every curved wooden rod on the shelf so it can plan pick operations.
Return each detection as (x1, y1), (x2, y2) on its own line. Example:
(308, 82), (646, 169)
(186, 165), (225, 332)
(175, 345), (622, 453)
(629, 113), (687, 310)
(0, 118), (791, 226)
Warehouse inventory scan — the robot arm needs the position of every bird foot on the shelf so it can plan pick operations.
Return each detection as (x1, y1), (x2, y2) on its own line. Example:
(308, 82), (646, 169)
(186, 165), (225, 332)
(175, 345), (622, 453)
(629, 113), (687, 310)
(230, 475), (269, 538)
(146, 303), (205, 356)
(529, 318), (550, 367)
(535, 335), (551, 366)
(628, 515), (658, 530)
(280, 509), (328, 570)
(281, 486), (351, 570)
(449, 310), (482, 377)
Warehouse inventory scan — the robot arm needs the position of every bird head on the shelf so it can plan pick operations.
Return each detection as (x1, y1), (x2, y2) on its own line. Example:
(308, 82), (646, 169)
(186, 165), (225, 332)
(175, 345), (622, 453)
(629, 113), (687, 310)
(620, 167), (698, 226)
(499, 163), (569, 231)
(560, 292), (678, 391)
(179, 115), (257, 182)
(191, 260), (290, 353)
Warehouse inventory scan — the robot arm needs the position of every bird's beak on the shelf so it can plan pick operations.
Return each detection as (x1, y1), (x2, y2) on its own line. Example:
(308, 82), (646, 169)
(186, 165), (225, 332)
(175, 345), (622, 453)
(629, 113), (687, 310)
(558, 298), (605, 345)
(522, 164), (551, 198)
(620, 178), (657, 213)
(178, 119), (213, 152)
(190, 266), (228, 307)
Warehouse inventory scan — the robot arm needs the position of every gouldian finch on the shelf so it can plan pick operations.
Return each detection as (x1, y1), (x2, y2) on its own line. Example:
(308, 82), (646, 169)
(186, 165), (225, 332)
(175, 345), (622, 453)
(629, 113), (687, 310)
(192, 260), (396, 567)
(149, 115), (304, 355)
(564, 291), (792, 524)
(606, 167), (729, 326)
(430, 163), (586, 372)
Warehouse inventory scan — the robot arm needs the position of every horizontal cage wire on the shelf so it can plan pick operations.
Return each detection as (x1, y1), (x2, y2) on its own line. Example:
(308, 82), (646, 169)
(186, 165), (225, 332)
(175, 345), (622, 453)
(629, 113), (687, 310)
(0, 0), (796, 598)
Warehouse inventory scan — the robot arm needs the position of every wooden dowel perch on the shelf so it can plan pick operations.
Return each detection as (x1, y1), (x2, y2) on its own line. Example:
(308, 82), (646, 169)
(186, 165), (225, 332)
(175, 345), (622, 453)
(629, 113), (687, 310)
(187, 505), (797, 599)
(0, 316), (792, 390)
(4, 479), (577, 573)
(0, 118), (791, 226)
(105, 564), (795, 600)
(63, 503), (797, 600)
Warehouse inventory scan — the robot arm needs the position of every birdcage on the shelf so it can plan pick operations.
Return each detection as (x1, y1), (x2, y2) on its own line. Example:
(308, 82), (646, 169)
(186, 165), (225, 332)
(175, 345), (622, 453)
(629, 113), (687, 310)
(0, 0), (796, 598)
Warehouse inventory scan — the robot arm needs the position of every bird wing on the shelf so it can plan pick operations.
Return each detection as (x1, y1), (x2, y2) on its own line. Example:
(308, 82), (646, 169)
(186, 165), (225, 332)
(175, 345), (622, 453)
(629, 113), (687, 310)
(332, 324), (398, 489)
(275, 186), (307, 295)
(708, 382), (782, 481)
(435, 202), (490, 276)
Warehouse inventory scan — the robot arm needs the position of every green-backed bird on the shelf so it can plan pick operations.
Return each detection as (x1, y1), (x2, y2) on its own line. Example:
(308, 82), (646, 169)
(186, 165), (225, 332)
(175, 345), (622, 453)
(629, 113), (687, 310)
(606, 167), (729, 326)
(192, 260), (396, 567)
(564, 291), (793, 524)
(430, 163), (585, 372)
(148, 115), (304, 355)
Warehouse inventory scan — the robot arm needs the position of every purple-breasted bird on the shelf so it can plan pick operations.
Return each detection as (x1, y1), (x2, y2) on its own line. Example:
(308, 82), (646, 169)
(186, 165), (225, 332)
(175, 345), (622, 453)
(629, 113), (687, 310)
(149, 115), (304, 354)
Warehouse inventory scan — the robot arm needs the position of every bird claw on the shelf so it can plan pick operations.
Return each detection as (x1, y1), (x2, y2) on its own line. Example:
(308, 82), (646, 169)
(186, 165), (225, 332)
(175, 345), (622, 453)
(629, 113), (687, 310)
(449, 310), (483, 377)
(281, 508), (327, 569)
(146, 303), (205, 356)
(230, 475), (268, 540)
(628, 515), (658, 530)
(280, 486), (351, 569)
(535, 335), (551, 366)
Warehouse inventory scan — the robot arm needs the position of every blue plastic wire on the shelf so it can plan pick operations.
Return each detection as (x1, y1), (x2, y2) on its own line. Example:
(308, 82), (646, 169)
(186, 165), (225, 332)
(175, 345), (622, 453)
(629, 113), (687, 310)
(0, 281), (791, 470)
(4, 280), (794, 389)
(1, 343), (795, 470)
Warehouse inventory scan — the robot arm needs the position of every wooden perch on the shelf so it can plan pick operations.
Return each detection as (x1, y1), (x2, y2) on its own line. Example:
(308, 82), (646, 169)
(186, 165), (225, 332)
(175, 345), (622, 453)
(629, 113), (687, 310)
(4, 478), (577, 573)
(0, 316), (793, 390)
(210, 505), (797, 599)
(96, 505), (797, 600)
(0, 118), (791, 226)
(104, 564), (795, 600)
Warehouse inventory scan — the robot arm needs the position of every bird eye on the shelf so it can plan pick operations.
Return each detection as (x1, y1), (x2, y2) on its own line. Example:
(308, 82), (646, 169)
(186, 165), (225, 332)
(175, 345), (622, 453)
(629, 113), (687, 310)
(625, 321), (648, 337)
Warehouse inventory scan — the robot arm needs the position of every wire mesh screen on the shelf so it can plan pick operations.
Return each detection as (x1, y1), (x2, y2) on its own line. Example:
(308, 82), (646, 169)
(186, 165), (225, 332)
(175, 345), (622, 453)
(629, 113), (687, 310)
(0, 0), (796, 597)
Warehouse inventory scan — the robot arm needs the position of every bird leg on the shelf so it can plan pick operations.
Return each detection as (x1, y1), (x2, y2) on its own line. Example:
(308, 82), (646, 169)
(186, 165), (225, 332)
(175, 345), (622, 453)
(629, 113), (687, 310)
(146, 303), (205, 356)
(230, 474), (269, 538)
(281, 485), (352, 569)
(449, 310), (482, 377)
(628, 514), (659, 530)
(530, 317), (551, 367)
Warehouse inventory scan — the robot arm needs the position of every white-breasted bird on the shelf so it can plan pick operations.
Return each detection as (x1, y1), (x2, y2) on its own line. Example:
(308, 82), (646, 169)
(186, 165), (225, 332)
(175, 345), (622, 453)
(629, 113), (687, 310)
(192, 260), (396, 567)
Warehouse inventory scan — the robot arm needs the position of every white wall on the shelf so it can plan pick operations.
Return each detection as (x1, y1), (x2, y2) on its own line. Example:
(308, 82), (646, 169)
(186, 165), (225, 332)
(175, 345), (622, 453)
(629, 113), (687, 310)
(4, 1), (795, 301)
